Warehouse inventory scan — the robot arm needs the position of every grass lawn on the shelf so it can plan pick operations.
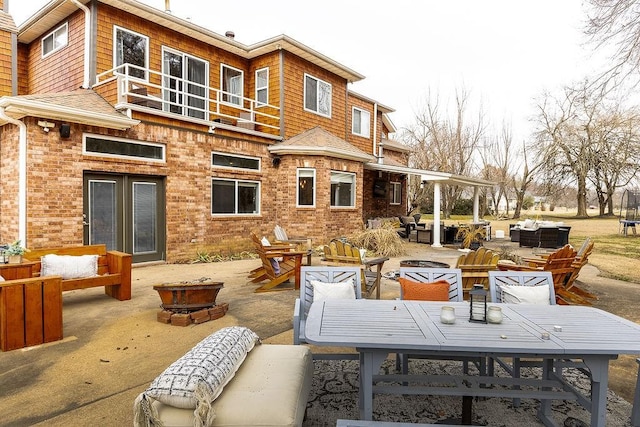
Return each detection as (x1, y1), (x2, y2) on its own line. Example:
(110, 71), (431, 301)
(420, 210), (640, 284)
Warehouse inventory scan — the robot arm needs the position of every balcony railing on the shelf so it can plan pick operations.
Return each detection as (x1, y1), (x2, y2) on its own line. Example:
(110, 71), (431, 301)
(95, 64), (280, 135)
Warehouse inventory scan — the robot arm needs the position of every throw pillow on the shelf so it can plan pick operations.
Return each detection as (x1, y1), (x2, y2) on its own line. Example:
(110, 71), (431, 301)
(500, 284), (551, 305)
(0, 275), (4, 281)
(261, 236), (271, 246)
(269, 258), (280, 274)
(311, 279), (356, 301)
(399, 278), (451, 301)
(41, 254), (99, 279)
(137, 326), (260, 425)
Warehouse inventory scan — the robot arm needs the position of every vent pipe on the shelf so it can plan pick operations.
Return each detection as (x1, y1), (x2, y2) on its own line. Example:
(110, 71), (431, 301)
(225, 31), (235, 39)
(165, 0), (171, 13)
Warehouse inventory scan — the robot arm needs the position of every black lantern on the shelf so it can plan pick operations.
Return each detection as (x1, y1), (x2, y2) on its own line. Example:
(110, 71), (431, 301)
(469, 284), (487, 323)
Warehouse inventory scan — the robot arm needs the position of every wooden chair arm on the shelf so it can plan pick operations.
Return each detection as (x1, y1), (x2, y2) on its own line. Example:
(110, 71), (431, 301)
(363, 257), (389, 267)
(497, 262), (541, 272)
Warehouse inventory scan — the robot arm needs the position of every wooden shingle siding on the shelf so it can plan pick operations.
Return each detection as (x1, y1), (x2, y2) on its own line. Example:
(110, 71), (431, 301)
(346, 94), (375, 155)
(282, 51), (347, 139)
(25, 11), (85, 93)
(0, 29), (12, 96)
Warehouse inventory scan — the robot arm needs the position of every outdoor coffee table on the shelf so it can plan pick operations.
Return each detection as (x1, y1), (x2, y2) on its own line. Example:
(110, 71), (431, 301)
(305, 299), (640, 426)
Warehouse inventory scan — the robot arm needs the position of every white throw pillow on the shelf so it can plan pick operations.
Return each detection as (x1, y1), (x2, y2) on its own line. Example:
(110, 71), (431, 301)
(261, 236), (271, 246)
(142, 326), (260, 410)
(0, 275), (4, 281)
(501, 284), (551, 305)
(41, 254), (98, 279)
(311, 279), (355, 301)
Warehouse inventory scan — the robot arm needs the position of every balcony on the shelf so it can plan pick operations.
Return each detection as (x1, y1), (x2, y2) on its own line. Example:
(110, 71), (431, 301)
(95, 64), (281, 139)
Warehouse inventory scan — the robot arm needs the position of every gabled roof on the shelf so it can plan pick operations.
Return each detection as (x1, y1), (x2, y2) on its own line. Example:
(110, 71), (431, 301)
(0, 89), (139, 130)
(380, 138), (409, 153)
(18, 0), (365, 83)
(0, 11), (18, 33)
(269, 127), (375, 163)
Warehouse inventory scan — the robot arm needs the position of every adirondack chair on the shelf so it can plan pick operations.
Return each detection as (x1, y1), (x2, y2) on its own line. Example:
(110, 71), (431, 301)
(293, 265), (362, 359)
(322, 239), (389, 299)
(248, 234), (299, 284)
(250, 233), (305, 293)
(562, 239), (597, 301)
(454, 247), (499, 299)
(497, 244), (580, 305)
(273, 225), (312, 265)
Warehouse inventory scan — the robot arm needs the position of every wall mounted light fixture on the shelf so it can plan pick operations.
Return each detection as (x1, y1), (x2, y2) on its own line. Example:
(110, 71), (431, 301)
(37, 121), (55, 132)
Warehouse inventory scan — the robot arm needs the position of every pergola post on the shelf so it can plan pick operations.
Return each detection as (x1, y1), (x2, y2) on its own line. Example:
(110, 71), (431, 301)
(432, 182), (442, 247)
(473, 186), (480, 223)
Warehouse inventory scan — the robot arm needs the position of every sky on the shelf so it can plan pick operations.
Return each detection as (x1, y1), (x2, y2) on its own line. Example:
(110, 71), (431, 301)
(9, 0), (607, 142)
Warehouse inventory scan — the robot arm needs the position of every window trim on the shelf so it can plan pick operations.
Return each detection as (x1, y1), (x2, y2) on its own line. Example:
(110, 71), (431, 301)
(352, 107), (371, 138)
(330, 171), (356, 208)
(255, 67), (269, 108)
(161, 46), (210, 120)
(390, 181), (402, 205)
(211, 151), (261, 171)
(42, 22), (68, 58)
(296, 168), (316, 208)
(304, 73), (332, 118)
(211, 178), (261, 216)
(113, 25), (149, 81)
(220, 63), (244, 106)
(82, 133), (166, 163)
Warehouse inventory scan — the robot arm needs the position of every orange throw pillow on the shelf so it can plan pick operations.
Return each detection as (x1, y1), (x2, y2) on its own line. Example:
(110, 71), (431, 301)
(399, 278), (450, 301)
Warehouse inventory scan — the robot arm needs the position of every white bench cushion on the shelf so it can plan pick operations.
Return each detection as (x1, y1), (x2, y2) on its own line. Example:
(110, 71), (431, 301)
(146, 344), (313, 427)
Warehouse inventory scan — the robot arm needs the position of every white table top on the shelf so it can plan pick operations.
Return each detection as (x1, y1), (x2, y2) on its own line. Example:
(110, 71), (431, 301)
(305, 300), (640, 356)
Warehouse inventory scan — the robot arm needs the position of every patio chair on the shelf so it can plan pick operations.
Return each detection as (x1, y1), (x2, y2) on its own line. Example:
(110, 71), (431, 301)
(248, 234), (300, 284)
(396, 267), (484, 375)
(497, 244), (580, 305)
(488, 270), (556, 406)
(322, 239), (388, 299)
(293, 265), (362, 359)
(250, 233), (305, 293)
(273, 224), (312, 265)
(455, 247), (499, 299)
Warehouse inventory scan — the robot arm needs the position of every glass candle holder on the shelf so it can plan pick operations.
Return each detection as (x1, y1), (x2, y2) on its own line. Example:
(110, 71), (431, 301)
(487, 306), (503, 324)
(440, 305), (456, 324)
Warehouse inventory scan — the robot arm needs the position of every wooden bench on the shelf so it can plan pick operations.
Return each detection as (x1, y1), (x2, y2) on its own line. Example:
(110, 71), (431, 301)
(0, 276), (63, 351)
(24, 244), (132, 301)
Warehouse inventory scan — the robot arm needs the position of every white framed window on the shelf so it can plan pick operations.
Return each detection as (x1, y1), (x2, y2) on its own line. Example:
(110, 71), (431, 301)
(304, 74), (332, 118)
(352, 107), (371, 138)
(42, 22), (68, 58)
(297, 168), (316, 207)
(211, 152), (260, 171)
(113, 26), (149, 80)
(255, 68), (269, 107)
(390, 181), (402, 205)
(330, 171), (355, 208)
(83, 134), (165, 163)
(211, 179), (260, 215)
(162, 47), (209, 119)
(221, 64), (243, 106)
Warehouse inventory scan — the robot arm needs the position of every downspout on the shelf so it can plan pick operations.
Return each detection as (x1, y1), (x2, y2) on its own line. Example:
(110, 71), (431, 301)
(373, 103), (378, 163)
(70, 0), (91, 88)
(0, 109), (27, 245)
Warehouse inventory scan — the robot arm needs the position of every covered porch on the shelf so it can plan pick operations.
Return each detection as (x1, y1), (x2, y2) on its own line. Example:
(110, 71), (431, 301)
(364, 162), (495, 247)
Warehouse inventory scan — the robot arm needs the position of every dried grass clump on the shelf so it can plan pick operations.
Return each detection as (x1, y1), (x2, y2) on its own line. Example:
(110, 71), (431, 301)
(348, 225), (406, 257)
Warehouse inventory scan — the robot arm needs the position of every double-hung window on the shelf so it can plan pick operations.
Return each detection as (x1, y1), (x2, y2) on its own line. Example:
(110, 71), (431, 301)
(304, 74), (332, 117)
(352, 107), (371, 138)
(297, 168), (315, 207)
(42, 23), (68, 58)
(211, 179), (260, 215)
(255, 68), (269, 107)
(221, 64), (243, 106)
(330, 172), (355, 208)
(390, 182), (402, 205)
(114, 26), (148, 80)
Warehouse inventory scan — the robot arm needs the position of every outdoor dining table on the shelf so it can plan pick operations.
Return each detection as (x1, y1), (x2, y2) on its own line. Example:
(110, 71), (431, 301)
(304, 299), (640, 426)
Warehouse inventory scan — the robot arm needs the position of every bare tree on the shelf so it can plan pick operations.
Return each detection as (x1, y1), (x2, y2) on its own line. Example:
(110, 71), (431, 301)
(479, 123), (514, 217)
(402, 86), (486, 217)
(512, 141), (542, 219)
(585, 0), (640, 86)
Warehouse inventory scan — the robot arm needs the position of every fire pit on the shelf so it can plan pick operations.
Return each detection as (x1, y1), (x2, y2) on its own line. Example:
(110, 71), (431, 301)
(154, 279), (224, 311)
(400, 260), (450, 269)
(154, 278), (226, 326)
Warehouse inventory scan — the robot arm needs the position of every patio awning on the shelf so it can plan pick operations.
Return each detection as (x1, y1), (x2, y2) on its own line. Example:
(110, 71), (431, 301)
(364, 163), (495, 188)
